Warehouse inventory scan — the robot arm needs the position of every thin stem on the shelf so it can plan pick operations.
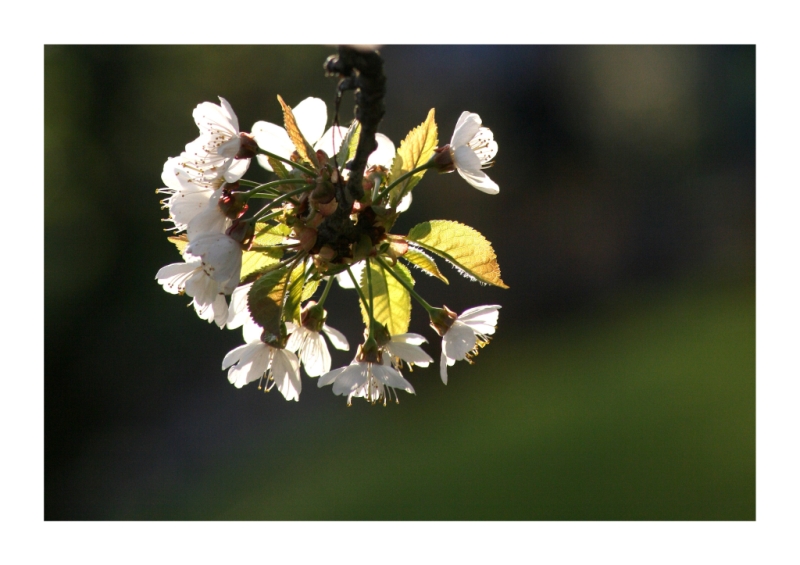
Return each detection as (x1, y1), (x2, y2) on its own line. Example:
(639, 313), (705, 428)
(252, 210), (283, 228)
(373, 160), (435, 204)
(316, 275), (335, 309)
(347, 265), (373, 329)
(244, 178), (309, 197)
(252, 184), (314, 221)
(375, 255), (435, 313)
(257, 149), (317, 177)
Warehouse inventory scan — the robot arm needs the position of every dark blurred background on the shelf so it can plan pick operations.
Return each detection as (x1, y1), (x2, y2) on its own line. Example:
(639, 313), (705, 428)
(45, 45), (754, 520)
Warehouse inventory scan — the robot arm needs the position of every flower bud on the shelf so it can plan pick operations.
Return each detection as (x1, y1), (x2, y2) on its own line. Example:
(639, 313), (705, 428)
(236, 132), (259, 159)
(314, 198), (339, 217)
(218, 183), (249, 220)
(300, 301), (326, 333)
(429, 305), (458, 336)
(318, 245), (337, 262)
(432, 145), (455, 173)
(292, 225), (318, 252)
(357, 340), (382, 364)
(372, 323), (391, 348)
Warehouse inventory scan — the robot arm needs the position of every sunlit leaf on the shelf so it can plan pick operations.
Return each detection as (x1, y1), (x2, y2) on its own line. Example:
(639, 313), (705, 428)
(267, 155), (290, 179)
(402, 249), (449, 284)
(248, 267), (291, 338)
(240, 223), (291, 281)
(301, 278), (320, 302)
(284, 260), (308, 324)
(359, 260), (414, 336)
(336, 121), (360, 167)
(277, 95), (317, 168)
(407, 220), (508, 289)
(388, 109), (437, 206)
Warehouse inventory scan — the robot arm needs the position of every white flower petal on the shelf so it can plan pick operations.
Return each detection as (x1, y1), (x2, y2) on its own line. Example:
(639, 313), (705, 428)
(442, 322), (478, 362)
(458, 305), (500, 335)
(226, 283), (253, 329)
(222, 343), (251, 370)
(242, 318), (263, 344)
(322, 324), (350, 351)
(314, 125), (348, 158)
(367, 133), (396, 169)
(272, 349), (301, 401)
(301, 332), (331, 377)
(292, 97), (328, 146)
(439, 350), (449, 384)
(396, 192), (412, 212)
(335, 262), (365, 289)
(251, 121), (295, 170)
(385, 342), (432, 367)
(319, 365), (348, 387)
(331, 364), (367, 396)
(451, 112), (482, 148)
(456, 166), (499, 195)
(223, 157), (250, 182)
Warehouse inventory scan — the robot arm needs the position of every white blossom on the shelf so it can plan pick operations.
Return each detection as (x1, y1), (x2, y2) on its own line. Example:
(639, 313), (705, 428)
(440, 305), (501, 384)
(222, 320), (301, 401)
(285, 321), (350, 377)
(185, 233), (242, 296)
(155, 258), (229, 327)
(449, 111), (499, 194)
(185, 187), (232, 241)
(252, 97), (330, 171)
(226, 282), (253, 329)
(382, 333), (432, 370)
(178, 97), (250, 184)
(319, 354), (414, 406)
(157, 157), (221, 233)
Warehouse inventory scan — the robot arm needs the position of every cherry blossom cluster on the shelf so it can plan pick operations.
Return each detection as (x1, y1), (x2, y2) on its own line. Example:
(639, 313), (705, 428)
(156, 78), (505, 406)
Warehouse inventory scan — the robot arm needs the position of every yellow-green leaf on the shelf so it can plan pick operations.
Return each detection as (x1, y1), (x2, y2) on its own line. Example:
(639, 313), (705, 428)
(388, 109), (438, 206)
(267, 155), (290, 179)
(301, 278), (320, 302)
(402, 249), (449, 284)
(336, 121), (360, 166)
(359, 260), (414, 336)
(284, 261), (308, 324)
(277, 95), (318, 168)
(248, 267), (291, 338)
(407, 220), (508, 289)
(240, 223), (291, 281)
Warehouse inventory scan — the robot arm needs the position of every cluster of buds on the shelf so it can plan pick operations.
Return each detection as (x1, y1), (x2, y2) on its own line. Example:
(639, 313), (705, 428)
(155, 49), (507, 406)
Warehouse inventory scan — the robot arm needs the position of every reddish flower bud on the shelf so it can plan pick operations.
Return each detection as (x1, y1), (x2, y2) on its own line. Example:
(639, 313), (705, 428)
(432, 145), (455, 173)
(218, 183), (249, 220)
(236, 132), (259, 159)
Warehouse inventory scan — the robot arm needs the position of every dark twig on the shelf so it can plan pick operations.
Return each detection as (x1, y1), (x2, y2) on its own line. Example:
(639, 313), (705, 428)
(316, 46), (386, 254)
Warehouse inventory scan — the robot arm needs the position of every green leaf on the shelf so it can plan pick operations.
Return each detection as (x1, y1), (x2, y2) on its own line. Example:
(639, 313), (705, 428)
(402, 249), (449, 284)
(336, 121), (360, 166)
(359, 260), (414, 336)
(240, 223), (291, 281)
(277, 95), (318, 168)
(301, 278), (320, 302)
(267, 155), (290, 179)
(407, 220), (508, 289)
(248, 267), (291, 338)
(388, 108), (437, 206)
(284, 261), (308, 324)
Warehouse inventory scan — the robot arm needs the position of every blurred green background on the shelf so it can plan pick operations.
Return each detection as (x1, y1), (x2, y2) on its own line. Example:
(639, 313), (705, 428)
(45, 45), (754, 520)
